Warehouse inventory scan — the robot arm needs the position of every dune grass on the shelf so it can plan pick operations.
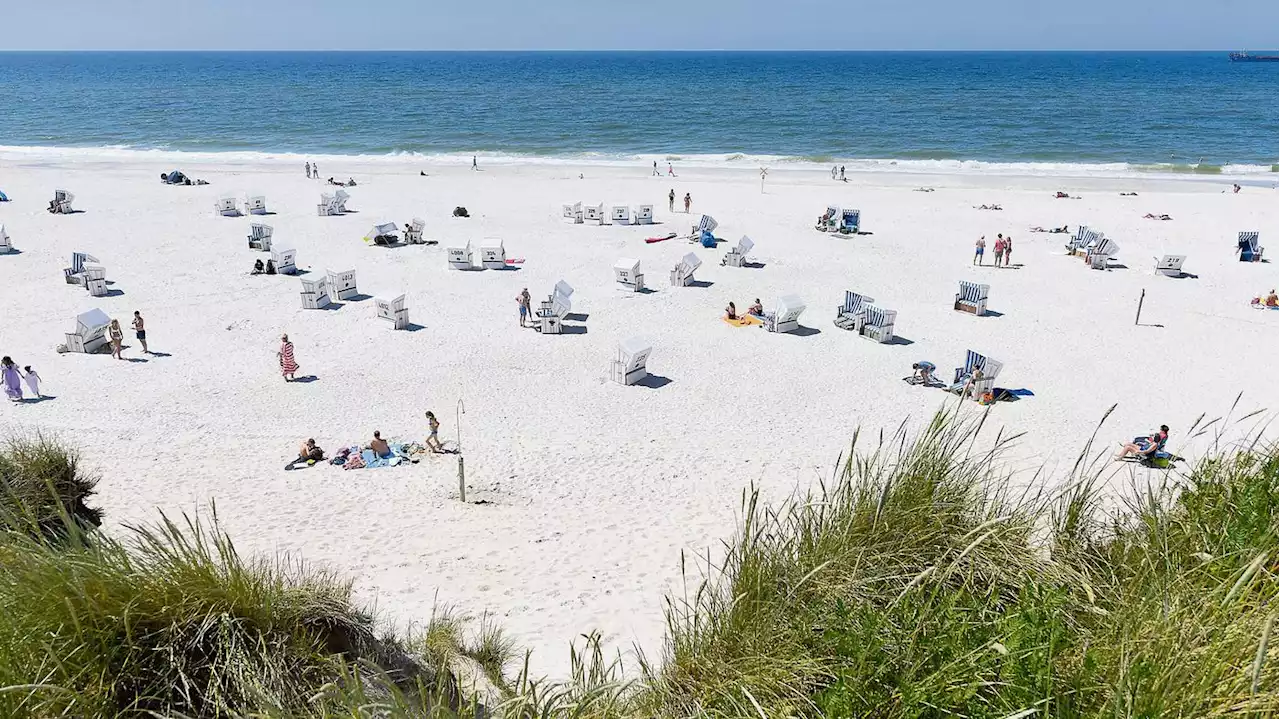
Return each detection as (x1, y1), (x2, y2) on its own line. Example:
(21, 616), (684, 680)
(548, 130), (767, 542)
(0, 434), (102, 542)
(0, 410), (1274, 717)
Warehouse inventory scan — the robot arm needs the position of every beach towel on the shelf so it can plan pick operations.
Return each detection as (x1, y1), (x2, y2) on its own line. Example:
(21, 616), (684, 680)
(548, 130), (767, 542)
(723, 315), (763, 327)
(645, 233), (677, 244)
(279, 342), (299, 375)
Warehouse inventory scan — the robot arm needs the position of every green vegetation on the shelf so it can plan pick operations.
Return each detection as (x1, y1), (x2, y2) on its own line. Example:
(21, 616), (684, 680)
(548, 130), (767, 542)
(0, 435), (102, 542)
(0, 411), (1274, 717)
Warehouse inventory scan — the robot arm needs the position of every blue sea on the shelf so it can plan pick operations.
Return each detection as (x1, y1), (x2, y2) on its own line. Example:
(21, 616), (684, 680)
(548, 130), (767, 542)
(0, 52), (1276, 174)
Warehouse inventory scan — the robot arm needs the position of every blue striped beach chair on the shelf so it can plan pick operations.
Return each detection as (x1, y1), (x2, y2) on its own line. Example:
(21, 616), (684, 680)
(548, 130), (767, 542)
(1065, 226), (1099, 255)
(816, 205), (841, 232)
(859, 305), (897, 343)
(950, 350), (1003, 400)
(833, 290), (874, 330)
(1086, 237), (1119, 269)
(1238, 231), (1263, 262)
(839, 209), (860, 234)
(954, 281), (989, 316)
(63, 251), (99, 284)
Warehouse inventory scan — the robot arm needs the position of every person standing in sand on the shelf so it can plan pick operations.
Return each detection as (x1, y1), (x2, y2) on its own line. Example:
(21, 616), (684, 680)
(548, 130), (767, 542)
(22, 366), (41, 399)
(278, 334), (299, 381)
(472, 156), (478, 171)
(108, 319), (125, 360)
(974, 236), (986, 266)
(1, 357), (22, 401)
(1003, 235), (1013, 266)
(131, 311), (149, 354)
(684, 193), (692, 213)
(993, 236), (1006, 268)
(305, 161), (311, 179)
(425, 411), (444, 453)
(668, 189), (675, 212)
(516, 289), (530, 327)
(312, 162), (318, 179)
(652, 160), (659, 176)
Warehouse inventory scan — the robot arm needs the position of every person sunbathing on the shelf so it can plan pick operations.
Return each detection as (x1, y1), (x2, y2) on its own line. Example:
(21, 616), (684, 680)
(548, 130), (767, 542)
(298, 438), (324, 463)
(1120, 191), (1138, 196)
(345, 178), (357, 186)
(724, 302), (740, 321)
(369, 431), (391, 458)
(1253, 290), (1279, 308)
(975, 204), (1003, 211)
(1052, 225), (1069, 233)
(1143, 213), (1173, 220)
(747, 299), (764, 317)
(1115, 425), (1169, 461)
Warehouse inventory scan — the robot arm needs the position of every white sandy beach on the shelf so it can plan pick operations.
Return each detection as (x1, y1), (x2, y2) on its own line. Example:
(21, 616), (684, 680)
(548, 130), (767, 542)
(0, 151), (1276, 676)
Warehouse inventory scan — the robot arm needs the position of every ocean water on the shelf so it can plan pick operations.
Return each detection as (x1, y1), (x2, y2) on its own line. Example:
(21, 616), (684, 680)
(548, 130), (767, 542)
(0, 51), (1276, 174)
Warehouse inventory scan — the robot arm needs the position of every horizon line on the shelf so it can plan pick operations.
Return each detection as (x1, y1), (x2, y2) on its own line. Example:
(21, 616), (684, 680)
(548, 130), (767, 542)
(0, 48), (1271, 53)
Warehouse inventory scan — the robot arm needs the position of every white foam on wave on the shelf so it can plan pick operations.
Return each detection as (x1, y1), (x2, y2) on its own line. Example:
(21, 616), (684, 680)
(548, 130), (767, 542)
(0, 144), (1274, 181)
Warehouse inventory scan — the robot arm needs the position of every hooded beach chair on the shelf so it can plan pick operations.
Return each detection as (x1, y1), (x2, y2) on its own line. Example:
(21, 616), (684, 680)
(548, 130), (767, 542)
(764, 295), (807, 334)
(364, 222), (400, 246)
(583, 203), (605, 225)
(633, 204), (654, 224)
(271, 247), (296, 275)
(1066, 227), (1102, 256)
(248, 223), (274, 251)
(839, 209), (861, 234)
(954, 281), (989, 316)
(62, 308), (111, 354)
(447, 242), (473, 270)
(479, 239), (507, 270)
(64, 252), (100, 285)
(317, 193), (337, 216)
(214, 195), (239, 217)
(611, 337), (653, 386)
(244, 195), (268, 215)
(610, 205), (631, 225)
(834, 290), (875, 330)
(0, 225), (11, 254)
(721, 236), (754, 267)
(327, 269), (358, 300)
(816, 206), (840, 232)
(950, 350), (1003, 401)
(82, 262), (108, 297)
(1237, 231), (1263, 262)
(859, 305), (897, 343)
(333, 189), (351, 213)
(690, 214), (718, 240)
(562, 202), (583, 224)
(300, 275), (331, 309)
(1154, 255), (1186, 277)
(1086, 237), (1118, 269)
(404, 218), (426, 244)
(375, 293), (409, 329)
(536, 280), (574, 334)
(669, 252), (702, 287)
(49, 190), (75, 214)
(613, 257), (644, 292)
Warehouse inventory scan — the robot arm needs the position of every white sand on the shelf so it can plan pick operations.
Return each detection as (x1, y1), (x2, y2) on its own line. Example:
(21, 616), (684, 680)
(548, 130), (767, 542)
(0, 151), (1276, 676)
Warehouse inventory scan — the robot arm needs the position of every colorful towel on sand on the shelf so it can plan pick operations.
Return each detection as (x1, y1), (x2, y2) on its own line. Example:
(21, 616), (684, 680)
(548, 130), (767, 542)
(722, 315), (763, 327)
(279, 341), (299, 375)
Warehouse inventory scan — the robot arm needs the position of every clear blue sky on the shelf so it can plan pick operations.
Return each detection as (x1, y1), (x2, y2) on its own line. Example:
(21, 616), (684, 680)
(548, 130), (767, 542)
(4, 0), (1277, 50)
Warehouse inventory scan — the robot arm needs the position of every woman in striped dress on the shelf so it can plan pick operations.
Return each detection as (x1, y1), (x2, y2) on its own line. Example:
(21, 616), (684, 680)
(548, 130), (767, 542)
(278, 334), (299, 381)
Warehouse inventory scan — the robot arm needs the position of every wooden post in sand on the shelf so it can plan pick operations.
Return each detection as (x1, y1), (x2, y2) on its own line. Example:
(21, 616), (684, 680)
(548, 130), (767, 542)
(1134, 289), (1146, 325)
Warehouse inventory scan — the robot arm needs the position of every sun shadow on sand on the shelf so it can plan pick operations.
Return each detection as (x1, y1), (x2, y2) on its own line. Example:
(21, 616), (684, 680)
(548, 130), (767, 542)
(562, 325), (589, 335)
(19, 395), (56, 404)
(635, 374), (673, 389)
(786, 326), (822, 337)
(886, 335), (915, 346)
(565, 312), (590, 322)
(982, 310), (1005, 318)
(290, 375), (320, 383)
(687, 280), (715, 288)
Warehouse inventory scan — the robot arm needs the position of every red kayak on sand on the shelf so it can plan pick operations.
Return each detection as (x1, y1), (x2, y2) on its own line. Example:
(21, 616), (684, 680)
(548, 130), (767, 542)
(645, 232), (678, 244)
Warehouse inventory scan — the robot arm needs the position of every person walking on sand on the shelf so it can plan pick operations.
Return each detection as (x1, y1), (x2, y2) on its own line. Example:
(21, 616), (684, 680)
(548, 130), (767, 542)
(425, 411), (444, 453)
(683, 193), (692, 213)
(22, 366), (41, 399)
(831, 165), (837, 180)
(278, 334), (299, 381)
(108, 319), (124, 360)
(1, 357), (22, 402)
(131, 310), (149, 354)
(305, 161), (311, 179)
(1003, 235), (1013, 266)
(667, 163), (676, 177)
(993, 235), (1006, 268)
(652, 160), (659, 176)
(974, 236), (986, 266)
(472, 155), (478, 171)
(311, 162), (318, 179)
(668, 189), (675, 212)
(840, 165), (846, 181)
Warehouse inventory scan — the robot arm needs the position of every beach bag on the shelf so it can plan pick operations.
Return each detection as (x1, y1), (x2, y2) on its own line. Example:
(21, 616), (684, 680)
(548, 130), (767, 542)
(453, 206), (470, 218)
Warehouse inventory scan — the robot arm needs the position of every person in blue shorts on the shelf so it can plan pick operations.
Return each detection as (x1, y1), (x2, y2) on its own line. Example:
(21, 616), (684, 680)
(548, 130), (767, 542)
(974, 236), (986, 265)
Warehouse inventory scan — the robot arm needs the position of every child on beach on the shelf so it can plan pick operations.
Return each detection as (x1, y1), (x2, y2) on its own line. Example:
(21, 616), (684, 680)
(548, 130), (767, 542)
(425, 411), (443, 453)
(22, 366), (41, 398)
(973, 236), (986, 265)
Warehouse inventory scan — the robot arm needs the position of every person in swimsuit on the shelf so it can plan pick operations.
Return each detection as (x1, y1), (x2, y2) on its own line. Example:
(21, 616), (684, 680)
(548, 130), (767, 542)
(108, 319), (124, 359)
(724, 302), (739, 321)
(668, 189), (675, 212)
(131, 311), (149, 353)
(298, 438), (323, 463)
(517, 289), (530, 327)
(1003, 235), (1013, 266)
(425, 411), (443, 453)
(683, 193), (692, 213)
(974, 236), (986, 266)
(747, 299), (764, 317)
(1115, 425), (1169, 461)
(370, 431), (391, 457)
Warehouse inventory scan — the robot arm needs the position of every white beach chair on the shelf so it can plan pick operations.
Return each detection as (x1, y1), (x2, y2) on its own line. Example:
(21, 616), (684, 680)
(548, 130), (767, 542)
(0, 225), (12, 254)
(1066, 226), (1099, 255)
(404, 218), (426, 244)
(669, 252), (702, 287)
(1237, 231), (1263, 262)
(954, 281), (989, 316)
(1154, 255), (1187, 277)
(764, 295), (807, 334)
(213, 196), (239, 217)
(300, 275), (331, 310)
(950, 350), (1003, 401)
(613, 258), (645, 292)
(244, 194), (268, 215)
(375, 293), (410, 330)
(859, 305), (897, 343)
(327, 269), (358, 300)
(690, 214), (718, 240)
(82, 263), (108, 297)
(364, 222), (400, 246)
(610, 205), (631, 225)
(535, 280), (574, 334)
(333, 189), (351, 213)
(447, 242), (474, 270)
(721, 235), (755, 267)
(633, 204), (654, 224)
(583, 203), (605, 225)
(63, 252), (100, 285)
(610, 337), (653, 386)
(479, 239), (507, 270)
(62, 308), (112, 354)
(317, 193), (337, 216)
(834, 290), (875, 331)
(248, 223), (274, 251)
(1086, 237), (1119, 269)
(271, 247), (297, 275)
(563, 202), (583, 224)
(50, 190), (75, 214)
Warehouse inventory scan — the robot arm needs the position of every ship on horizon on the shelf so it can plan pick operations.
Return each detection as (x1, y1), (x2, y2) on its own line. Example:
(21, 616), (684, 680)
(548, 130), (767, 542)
(1229, 51), (1278, 62)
